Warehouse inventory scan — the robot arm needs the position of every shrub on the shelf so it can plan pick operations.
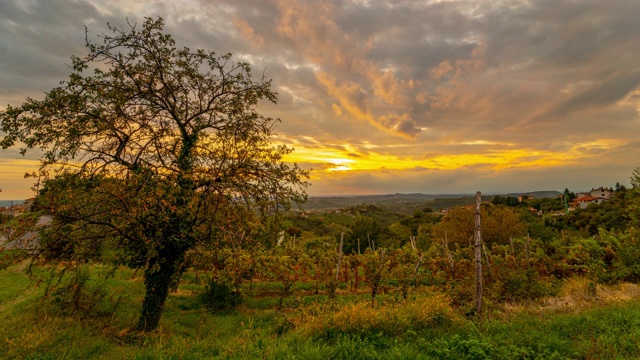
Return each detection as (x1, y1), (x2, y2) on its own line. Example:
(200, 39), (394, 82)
(41, 265), (121, 324)
(199, 278), (242, 311)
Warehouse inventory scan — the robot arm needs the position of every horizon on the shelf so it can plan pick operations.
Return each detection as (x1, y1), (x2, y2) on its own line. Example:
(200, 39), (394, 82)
(1, 174), (628, 200)
(1, 1), (639, 197)
(1, 187), (622, 203)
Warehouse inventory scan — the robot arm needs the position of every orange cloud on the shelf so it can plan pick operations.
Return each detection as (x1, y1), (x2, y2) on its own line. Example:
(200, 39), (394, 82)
(274, 0), (420, 137)
(332, 103), (343, 116)
(232, 16), (264, 48)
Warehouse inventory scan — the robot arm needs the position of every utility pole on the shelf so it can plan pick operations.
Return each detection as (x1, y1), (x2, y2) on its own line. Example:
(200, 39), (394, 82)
(474, 191), (483, 316)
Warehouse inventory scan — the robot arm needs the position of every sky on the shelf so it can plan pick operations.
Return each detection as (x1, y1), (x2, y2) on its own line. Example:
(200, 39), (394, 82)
(1, 0), (640, 199)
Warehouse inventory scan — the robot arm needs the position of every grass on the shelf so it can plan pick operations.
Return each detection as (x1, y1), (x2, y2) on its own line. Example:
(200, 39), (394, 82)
(2, 264), (640, 359)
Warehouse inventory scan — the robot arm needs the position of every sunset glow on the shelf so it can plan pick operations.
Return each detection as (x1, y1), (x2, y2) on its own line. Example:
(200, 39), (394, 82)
(283, 139), (623, 174)
(1, 0), (640, 198)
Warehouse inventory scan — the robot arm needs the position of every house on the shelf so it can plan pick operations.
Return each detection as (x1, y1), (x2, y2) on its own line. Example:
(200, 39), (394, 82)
(24, 198), (36, 211)
(567, 186), (614, 211)
(0, 206), (25, 217)
(589, 187), (612, 200)
(518, 195), (534, 203)
(0, 198), (35, 217)
(568, 196), (607, 210)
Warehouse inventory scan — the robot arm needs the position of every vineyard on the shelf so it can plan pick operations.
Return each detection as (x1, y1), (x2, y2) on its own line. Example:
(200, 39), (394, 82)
(188, 225), (640, 314)
(3, 187), (640, 358)
(3, 177), (640, 360)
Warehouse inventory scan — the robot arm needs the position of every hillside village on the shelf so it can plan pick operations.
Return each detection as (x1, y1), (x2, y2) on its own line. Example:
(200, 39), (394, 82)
(0, 198), (34, 217)
(568, 186), (614, 210)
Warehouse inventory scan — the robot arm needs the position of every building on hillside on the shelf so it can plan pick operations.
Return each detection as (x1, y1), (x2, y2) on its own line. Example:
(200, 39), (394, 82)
(24, 198), (36, 211)
(518, 195), (534, 203)
(0, 198), (36, 217)
(567, 187), (614, 211)
(0, 205), (25, 217)
(568, 196), (607, 210)
(590, 187), (613, 200)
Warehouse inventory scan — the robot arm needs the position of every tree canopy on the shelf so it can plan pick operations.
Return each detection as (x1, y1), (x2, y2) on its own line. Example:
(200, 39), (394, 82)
(0, 17), (308, 331)
(429, 205), (524, 247)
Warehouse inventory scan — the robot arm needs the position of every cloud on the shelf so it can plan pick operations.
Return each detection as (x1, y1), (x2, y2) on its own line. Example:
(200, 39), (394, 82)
(525, 70), (640, 125)
(232, 16), (265, 48)
(2, 0), (640, 198)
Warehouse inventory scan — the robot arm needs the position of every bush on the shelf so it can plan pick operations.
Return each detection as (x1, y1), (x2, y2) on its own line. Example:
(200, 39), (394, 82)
(199, 278), (242, 311)
(44, 265), (120, 322)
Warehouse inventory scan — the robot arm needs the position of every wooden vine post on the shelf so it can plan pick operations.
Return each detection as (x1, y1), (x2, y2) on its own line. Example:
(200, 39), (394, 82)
(443, 231), (455, 280)
(335, 232), (344, 282)
(474, 191), (483, 316)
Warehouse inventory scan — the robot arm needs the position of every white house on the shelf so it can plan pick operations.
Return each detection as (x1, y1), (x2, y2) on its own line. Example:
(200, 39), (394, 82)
(589, 187), (613, 200)
(569, 196), (607, 210)
(568, 186), (614, 211)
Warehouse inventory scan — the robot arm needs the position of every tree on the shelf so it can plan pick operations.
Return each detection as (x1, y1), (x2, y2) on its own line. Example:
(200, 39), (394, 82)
(632, 167), (640, 189)
(430, 205), (524, 246)
(615, 182), (627, 192)
(0, 17), (308, 331)
(344, 216), (386, 254)
(563, 188), (576, 201)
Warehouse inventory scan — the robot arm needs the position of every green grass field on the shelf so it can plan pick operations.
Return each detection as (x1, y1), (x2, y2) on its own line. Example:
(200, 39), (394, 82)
(1, 264), (640, 359)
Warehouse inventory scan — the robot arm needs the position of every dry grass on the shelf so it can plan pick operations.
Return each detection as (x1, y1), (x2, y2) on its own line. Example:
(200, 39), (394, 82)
(502, 278), (640, 316)
(297, 292), (460, 337)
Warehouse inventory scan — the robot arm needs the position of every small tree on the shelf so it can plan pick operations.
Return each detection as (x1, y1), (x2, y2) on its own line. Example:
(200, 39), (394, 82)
(632, 167), (640, 190)
(0, 17), (308, 331)
(344, 216), (385, 254)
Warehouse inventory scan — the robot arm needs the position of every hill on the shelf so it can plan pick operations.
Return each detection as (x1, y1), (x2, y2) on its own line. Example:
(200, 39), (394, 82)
(301, 191), (561, 215)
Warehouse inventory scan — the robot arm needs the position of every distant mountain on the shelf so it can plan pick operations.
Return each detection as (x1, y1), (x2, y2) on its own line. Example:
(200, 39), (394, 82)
(302, 193), (476, 215)
(0, 200), (24, 208)
(302, 193), (467, 210)
(301, 191), (561, 215)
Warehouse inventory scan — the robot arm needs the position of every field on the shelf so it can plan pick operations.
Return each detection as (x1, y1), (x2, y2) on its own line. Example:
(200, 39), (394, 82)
(3, 186), (640, 358)
(2, 262), (640, 359)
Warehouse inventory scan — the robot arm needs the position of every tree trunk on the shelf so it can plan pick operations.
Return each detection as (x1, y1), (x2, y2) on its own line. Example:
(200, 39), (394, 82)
(137, 244), (184, 331)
